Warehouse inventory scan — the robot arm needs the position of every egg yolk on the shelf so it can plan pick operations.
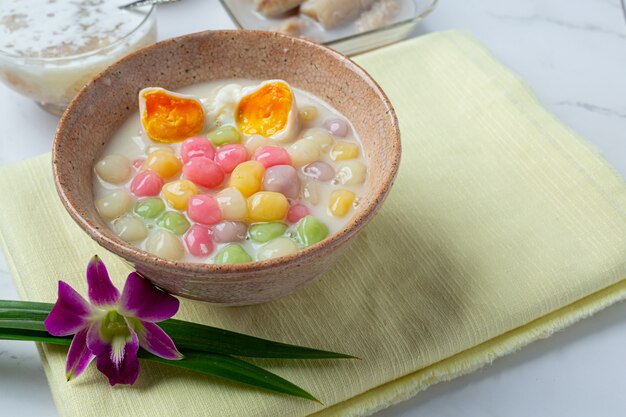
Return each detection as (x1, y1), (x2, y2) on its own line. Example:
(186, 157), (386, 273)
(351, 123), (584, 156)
(236, 82), (292, 138)
(141, 89), (204, 143)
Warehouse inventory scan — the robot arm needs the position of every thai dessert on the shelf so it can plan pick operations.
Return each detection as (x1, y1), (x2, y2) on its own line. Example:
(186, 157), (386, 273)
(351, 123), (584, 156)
(300, 0), (378, 29)
(223, 0), (405, 41)
(254, 0), (306, 17)
(256, 0), (395, 30)
(0, 0), (156, 114)
(93, 79), (369, 264)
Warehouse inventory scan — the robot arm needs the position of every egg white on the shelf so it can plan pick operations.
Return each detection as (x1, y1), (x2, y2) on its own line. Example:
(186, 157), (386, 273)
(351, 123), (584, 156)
(207, 80), (300, 143)
(206, 83), (243, 128)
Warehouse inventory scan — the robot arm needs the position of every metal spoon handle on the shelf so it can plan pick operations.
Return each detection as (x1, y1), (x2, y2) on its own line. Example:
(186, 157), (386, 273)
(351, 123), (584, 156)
(119, 0), (181, 10)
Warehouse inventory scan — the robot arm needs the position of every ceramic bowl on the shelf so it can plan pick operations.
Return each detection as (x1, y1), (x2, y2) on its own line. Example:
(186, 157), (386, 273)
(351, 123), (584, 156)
(53, 30), (400, 306)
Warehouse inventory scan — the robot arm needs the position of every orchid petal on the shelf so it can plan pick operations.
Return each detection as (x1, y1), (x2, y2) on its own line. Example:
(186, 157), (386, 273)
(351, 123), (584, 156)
(87, 320), (140, 386)
(44, 281), (92, 336)
(119, 272), (179, 322)
(86, 320), (109, 359)
(86, 255), (119, 307)
(136, 321), (183, 360)
(65, 328), (95, 381)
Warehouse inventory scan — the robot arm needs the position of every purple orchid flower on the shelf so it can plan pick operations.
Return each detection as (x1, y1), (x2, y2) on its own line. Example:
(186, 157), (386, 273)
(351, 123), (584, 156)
(44, 256), (182, 385)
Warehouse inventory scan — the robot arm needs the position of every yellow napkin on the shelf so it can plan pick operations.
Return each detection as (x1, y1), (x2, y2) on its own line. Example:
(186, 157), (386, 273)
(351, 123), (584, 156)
(1, 30), (626, 417)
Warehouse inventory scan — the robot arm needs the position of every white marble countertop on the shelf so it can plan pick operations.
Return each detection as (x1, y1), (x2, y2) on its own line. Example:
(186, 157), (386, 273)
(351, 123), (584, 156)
(1, 0), (625, 416)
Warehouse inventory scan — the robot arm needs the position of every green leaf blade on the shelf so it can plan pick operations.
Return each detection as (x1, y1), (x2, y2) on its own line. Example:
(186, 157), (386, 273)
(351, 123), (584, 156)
(0, 300), (354, 359)
(0, 300), (50, 331)
(0, 327), (71, 345)
(141, 350), (320, 402)
(160, 319), (355, 359)
(0, 327), (319, 401)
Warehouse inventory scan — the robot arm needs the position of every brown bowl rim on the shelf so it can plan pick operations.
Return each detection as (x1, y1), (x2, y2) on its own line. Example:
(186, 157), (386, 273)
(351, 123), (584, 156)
(53, 30), (400, 279)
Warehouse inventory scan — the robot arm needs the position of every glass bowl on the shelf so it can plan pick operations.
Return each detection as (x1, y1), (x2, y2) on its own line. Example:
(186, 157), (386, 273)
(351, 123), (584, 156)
(220, 0), (438, 56)
(0, 4), (157, 115)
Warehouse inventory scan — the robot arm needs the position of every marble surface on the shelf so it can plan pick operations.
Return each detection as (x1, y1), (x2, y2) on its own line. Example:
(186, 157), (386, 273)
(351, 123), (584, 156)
(0, 0), (625, 416)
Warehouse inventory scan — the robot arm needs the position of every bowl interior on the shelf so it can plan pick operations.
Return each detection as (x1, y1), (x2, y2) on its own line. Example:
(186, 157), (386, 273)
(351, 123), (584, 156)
(53, 30), (400, 274)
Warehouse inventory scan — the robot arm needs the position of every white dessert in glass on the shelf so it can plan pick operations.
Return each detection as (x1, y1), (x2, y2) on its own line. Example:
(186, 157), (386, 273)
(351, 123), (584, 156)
(0, 0), (156, 115)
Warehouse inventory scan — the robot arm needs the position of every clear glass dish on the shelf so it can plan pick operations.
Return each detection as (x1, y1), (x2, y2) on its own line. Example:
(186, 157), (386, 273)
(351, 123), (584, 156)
(0, 4), (157, 115)
(220, 0), (438, 56)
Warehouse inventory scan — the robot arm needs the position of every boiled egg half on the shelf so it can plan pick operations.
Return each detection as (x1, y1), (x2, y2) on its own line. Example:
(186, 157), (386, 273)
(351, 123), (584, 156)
(235, 80), (299, 143)
(139, 87), (205, 143)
